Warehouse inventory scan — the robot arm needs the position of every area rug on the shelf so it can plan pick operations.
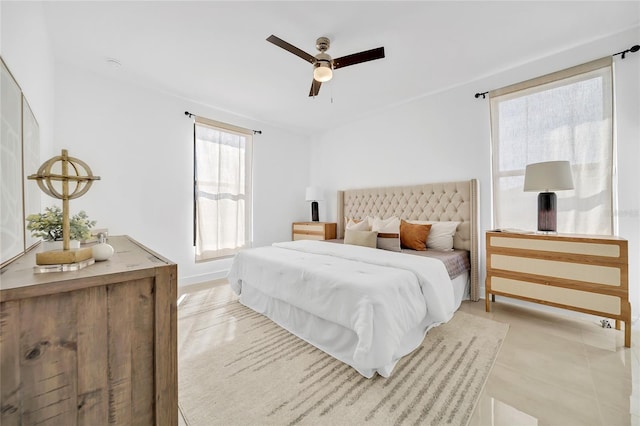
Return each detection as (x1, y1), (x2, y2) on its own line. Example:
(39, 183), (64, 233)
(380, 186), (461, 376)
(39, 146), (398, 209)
(178, 284), (508, 426)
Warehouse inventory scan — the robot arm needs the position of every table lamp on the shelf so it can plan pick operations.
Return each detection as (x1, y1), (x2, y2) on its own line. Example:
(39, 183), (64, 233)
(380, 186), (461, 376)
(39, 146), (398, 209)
(523, 160), (574, 233)
(305, 187), (323, 222)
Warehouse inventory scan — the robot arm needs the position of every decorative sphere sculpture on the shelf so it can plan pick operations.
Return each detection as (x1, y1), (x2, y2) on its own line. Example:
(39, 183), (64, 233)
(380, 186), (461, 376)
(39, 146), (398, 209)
(28, 149), (100, 263)
(30, 150), (98, 200)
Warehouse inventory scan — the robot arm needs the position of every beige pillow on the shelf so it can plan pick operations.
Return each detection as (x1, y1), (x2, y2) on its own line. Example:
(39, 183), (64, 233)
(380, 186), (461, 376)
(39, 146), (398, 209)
(345, 217), (371, 231)
(408, 220), (459, 251)
(344, 230), (378, 248)
(400, 220), (432, 251)
(371, 216), (401, 252)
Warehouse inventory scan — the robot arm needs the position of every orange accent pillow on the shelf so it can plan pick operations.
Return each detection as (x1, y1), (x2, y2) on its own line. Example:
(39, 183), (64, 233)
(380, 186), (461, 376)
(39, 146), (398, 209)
(400, 220), (431, 251)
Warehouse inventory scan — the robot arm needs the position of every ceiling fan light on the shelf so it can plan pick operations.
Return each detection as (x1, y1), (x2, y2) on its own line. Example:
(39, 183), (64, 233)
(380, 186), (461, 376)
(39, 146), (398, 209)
(313, 63), (333, 82)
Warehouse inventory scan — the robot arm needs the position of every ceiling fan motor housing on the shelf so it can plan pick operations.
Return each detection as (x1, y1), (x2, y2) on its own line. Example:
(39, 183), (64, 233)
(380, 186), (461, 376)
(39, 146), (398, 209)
(314, 52), (332, 67)
(316, 37), (330, 52)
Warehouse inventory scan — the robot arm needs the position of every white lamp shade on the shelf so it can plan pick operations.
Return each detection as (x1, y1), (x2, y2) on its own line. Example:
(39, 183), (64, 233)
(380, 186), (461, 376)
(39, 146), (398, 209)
(523, 161), (575, 192)
(305, 186), (323, 201)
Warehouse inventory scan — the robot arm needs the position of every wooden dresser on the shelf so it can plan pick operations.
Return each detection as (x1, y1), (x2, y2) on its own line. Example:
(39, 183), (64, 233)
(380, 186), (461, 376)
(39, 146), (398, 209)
(0, 235), (177, 425)
(485, 231), (630, 347)
(292, 222), (337, 241)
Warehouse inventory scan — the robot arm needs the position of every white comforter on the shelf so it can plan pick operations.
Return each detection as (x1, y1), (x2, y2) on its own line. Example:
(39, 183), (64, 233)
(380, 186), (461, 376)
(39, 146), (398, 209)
(227, 240), (456, 377)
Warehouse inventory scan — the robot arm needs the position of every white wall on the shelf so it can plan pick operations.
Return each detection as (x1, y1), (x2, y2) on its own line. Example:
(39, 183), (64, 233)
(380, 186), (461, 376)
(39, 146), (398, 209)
(310, 27), (640, 321)
(52, 62), (310, 285)
(0, 1), (55, 157)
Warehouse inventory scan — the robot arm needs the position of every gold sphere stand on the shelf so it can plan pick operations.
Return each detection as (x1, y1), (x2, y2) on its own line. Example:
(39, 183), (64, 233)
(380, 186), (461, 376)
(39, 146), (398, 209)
(28, 149), (100, 265)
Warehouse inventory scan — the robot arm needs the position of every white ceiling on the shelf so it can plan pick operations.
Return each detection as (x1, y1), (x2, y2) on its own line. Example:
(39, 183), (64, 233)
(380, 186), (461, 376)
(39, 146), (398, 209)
(42, 1), (639, 135)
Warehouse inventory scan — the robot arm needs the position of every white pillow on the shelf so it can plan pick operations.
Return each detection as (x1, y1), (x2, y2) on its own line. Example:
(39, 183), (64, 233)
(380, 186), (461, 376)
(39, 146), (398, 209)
(408, 220), (459, 251)
(345, 217), (371, 231)
(371, 216), (401, 252)
(371, 216), (400, 230)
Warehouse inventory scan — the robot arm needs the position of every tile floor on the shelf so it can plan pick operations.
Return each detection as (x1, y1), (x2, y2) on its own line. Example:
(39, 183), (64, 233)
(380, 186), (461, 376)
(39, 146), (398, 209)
(463, 299), (638, 426)
(178, 282), (638, 425)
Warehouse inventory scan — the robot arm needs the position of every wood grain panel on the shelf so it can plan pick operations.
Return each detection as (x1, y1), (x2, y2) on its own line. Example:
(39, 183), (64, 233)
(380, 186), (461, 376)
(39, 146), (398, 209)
(0, 300), (21, 426)
(131, 278), (155, 425)
(155, 264), (178, 425)
(76, 285), (109, 424)
(106, 281), (134, 424)
(20, 292), (78, 425)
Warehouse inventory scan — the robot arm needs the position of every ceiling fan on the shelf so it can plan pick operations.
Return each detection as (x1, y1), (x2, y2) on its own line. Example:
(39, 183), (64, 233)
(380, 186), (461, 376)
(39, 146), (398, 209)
(266, 35), (385, 97)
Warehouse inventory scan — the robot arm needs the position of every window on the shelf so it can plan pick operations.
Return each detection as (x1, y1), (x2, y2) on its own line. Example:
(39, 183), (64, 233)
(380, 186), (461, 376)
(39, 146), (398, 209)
(490, 57), (614, 234)
(194, 117), (252, 261)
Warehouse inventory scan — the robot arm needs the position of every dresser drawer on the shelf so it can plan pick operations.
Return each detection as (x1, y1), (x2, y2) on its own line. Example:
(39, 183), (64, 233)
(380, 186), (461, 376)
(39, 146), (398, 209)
(489, 253), (622, 287)
(488, 235), (621, 257)
(489, 276), (621, 315)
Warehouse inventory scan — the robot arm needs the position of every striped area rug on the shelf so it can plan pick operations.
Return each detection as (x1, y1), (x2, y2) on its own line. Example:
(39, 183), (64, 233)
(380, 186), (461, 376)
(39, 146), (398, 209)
(178, 284), (508, 426)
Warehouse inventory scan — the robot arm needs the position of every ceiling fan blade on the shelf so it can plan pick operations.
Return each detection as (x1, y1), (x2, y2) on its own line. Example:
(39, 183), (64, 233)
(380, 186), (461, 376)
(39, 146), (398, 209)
(266, 35), (316, 64)
(309, 79), (322, 97)
(333, 47), (385, 70)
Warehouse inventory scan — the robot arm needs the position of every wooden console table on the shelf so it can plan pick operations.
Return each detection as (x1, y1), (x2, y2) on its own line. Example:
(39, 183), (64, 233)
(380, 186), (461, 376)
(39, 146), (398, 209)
(485, 231), (630, 348)
(0, 235), (177, 425)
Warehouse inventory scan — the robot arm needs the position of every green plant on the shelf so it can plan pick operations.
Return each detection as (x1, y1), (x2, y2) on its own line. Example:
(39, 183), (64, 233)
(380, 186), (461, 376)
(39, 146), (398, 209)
(26, 206), (96, 241)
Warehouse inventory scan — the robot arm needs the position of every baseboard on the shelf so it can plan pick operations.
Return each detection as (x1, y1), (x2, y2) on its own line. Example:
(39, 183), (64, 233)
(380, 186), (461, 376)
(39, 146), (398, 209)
(178, 270), (228, 287)
(177, 279), (228, 300)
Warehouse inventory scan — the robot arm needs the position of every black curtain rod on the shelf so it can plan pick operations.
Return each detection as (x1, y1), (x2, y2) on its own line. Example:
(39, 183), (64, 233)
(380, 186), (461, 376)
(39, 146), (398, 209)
(613, 44), (640, 59)
(184, 111), (262, 135)
(474, 43), (640, 99)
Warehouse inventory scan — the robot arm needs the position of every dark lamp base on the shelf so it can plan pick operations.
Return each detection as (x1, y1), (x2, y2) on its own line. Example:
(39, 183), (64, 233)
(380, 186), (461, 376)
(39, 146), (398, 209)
(311, 201), (319, 222)
(537, 192), (557, 232)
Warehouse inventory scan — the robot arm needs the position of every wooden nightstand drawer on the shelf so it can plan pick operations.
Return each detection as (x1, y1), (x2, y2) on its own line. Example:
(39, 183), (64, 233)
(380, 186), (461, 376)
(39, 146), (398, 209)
(292, 222), (337, 241)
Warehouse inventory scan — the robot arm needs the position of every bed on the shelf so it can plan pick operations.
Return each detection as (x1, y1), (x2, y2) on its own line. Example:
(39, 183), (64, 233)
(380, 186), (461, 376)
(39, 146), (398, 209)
(227, 180), (479, 378)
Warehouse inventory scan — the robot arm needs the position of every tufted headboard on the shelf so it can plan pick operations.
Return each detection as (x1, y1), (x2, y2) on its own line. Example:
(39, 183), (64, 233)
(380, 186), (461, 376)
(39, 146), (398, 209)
(337, 179), (479, 301)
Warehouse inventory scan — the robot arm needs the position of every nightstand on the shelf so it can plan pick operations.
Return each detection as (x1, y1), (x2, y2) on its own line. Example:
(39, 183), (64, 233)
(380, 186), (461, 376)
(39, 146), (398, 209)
(485, 231), (630, 347)
(292, 222), (337, 241)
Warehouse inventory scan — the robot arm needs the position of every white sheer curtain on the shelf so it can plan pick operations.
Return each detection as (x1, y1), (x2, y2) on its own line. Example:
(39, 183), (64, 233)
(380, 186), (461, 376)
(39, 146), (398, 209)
(194, 117), (252, 261)
(490, 57), (614, 235)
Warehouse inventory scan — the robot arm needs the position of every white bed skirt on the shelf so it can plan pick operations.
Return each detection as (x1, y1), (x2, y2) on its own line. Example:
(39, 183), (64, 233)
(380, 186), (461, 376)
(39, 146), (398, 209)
(452, 270), (470, 309)
(237, 271), (468, 378)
